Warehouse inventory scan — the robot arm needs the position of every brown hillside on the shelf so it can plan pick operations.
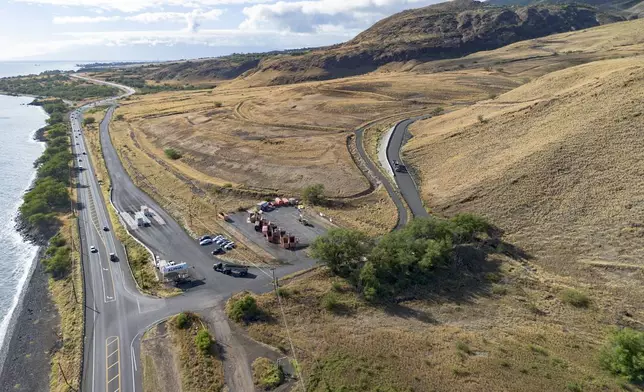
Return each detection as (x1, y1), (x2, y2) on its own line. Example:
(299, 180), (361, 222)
(408, 56), (644, 284)
(240, 0), (612, 85)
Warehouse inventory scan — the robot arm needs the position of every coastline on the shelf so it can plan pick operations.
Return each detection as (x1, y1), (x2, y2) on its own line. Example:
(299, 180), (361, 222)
(0, 248), (58, 392)
(0, 98), (55, 390)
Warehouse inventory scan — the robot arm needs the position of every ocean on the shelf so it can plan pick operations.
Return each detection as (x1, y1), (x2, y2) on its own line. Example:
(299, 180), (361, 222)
(0, 61), (83, 363)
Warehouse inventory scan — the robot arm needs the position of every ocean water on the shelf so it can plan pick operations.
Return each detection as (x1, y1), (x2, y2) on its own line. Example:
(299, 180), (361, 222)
(0, 95), (47, 360)
(0, 61), (84, 78)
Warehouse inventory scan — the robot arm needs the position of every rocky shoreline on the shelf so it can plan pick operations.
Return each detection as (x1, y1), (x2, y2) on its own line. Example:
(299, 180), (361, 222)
(0, 246), (58, 392)
(0, 119), (61, 390)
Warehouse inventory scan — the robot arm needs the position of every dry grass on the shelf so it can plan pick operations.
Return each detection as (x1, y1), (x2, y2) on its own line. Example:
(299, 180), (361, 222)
(236, 266), (626, 391)
(171, 314), (225, 392)
(49, 216), (83, 392)
(141, 314), (225, 392)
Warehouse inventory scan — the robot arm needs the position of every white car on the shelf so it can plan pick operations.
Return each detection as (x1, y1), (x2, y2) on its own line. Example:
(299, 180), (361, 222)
(90, 245), (97, 253)
(199, 238), (213, 246)
(223, 242), (235, 250)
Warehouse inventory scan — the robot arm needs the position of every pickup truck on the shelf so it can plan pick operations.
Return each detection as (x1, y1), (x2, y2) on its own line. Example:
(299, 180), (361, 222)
(213, 262), (248, 277)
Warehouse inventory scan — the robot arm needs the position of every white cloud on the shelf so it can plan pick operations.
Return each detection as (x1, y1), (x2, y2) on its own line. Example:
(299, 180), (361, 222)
(53, 9), (224, 31)
(0, 27), (357, 60)
(13, 0), (271, 13)
(241, 0), (435, 33)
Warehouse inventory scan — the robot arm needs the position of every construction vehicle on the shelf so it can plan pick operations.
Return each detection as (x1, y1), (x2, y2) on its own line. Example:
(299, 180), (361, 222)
(213, 262), (248, 276)
(298, 215), (311, 227)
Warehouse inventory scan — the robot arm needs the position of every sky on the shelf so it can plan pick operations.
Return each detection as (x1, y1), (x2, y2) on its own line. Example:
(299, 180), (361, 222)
(0, 0), (440, 61)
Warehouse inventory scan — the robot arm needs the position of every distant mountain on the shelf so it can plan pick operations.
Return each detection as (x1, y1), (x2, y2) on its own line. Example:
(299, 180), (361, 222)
(488, 0), (642, 15)
(140, 0), (625, 86)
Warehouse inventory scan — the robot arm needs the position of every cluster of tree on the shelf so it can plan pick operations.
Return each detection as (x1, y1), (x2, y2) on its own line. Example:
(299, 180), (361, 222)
(42, 233), (71, 278)
(310, 214), (490, 300)
(600, 328), (644, 382)
(20, 116), (71, 236)
(302, 184), (326, 206)
(0, 74), (118, 101)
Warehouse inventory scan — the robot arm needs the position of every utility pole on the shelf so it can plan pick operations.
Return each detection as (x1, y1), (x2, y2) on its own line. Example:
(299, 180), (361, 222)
(271, 268), (278, 296)
(58, 362), (77, 392)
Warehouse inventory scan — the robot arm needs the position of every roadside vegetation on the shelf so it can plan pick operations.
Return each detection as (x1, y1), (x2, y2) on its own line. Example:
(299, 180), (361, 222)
(19, 102), (70, 239)
(252, 357), (284, 390)
(17, 98), (84, 391)
(0, 73), (119, 101)
(141, 313), (224, 392)
(164, 147), (182, 160)
(311, 214), (490, 300)
(49, 217), (83, 392)
(600, 328), (644, 382)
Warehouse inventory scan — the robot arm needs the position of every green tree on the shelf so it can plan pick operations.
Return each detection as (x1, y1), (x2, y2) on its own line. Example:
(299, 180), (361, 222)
(195, 329), (213, 354)
(164, 148), (182, 160)
(302, 183), (326, 205)
(310, 228), (371, 281)
(600, 328), (644, 382)
(450, 213), (490, 243)
(43, 245), (71, 278)
(83, 116), (96, 126)
(227, 294), (260, 323)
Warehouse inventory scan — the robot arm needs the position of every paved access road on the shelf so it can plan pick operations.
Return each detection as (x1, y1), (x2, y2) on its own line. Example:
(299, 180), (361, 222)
(72, 79), (321, 392)
(386, 118), (430, 219)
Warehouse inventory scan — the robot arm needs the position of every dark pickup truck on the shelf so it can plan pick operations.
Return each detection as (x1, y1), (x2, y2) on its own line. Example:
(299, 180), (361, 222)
(213, 262), (248, 276)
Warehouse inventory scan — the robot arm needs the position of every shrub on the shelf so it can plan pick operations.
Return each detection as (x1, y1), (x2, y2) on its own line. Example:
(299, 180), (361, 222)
(321, 292), (340, 311)
(431, 107), (444, 116)
(491, 284), (507, 295)
(115, 114), (124, 121)
(600, 328), (644, 382)
(214, 102), (223, 108)
(252, 357), (284, 389)
(566, 382), (583, 392)
(83, 116), (96, 126)
(477, 114), (486, 123)
(302, 184), (326, 205)
(530, 345), (549, 356)
(560, 289), (590, 308)
(175, 312), (190, 329)
(164, 148), (182, 160)
(43, 245), (71, 278)
(227, 294), (260, 323)
(195, 329), (213, 354)
(456, 341), (472, 355)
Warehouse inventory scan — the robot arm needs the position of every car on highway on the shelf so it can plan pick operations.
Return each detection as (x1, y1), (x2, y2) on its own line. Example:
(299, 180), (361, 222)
(103, 226), (109, 231)
(109, 253), (118, 262)
(82, 152), (86, 155)
(393, 160), (407, 173)
(199, 238), (213, 246)
(90, 245), (97, 253)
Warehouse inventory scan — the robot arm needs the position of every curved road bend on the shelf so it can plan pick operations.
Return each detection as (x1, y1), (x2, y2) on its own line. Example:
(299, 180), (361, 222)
(387, 118), (430, 219)
(354, 127), (409, 230)
(74, 79), (318, 392)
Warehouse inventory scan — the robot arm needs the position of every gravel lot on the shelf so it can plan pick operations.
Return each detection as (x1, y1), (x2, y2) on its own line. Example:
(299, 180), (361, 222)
(228, 206), (328, 264)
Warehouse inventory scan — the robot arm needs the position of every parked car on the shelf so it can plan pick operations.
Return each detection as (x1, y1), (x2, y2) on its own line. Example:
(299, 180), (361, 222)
(199, 238), (213, 246)
(90, 245), (97, 253)
(212, 247), (225, 255)
(198, 235), (211, 242)
(223, 242), (235, 250)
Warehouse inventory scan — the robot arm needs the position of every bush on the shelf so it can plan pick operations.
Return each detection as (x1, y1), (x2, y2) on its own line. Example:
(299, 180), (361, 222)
(195, 329), (213, 354)
(252, 357), (284, 389)
(431, 107), (444, 116)
(227, 294), (260, 323)
(43, 245), (71, 278)
(175, 312), (190, 329)
(491, 284), (507, 295)
(164, 148), (182, 160)
(83, 116), (96, 126)
(115, 114), (124, 121)
(321, 292), (340, 311)
(560, 289), (590, 308)
(302, 184), (326, 206)
(310, 228), (371, 281)
(600, 328), (644, 382)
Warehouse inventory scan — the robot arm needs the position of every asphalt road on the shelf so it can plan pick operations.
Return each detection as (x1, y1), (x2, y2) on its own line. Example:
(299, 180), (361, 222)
(354, 127), (409, 229)
(387, 118), (430, 219)
(73, 79), (324, 392)
(73, 76), (434, 391)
